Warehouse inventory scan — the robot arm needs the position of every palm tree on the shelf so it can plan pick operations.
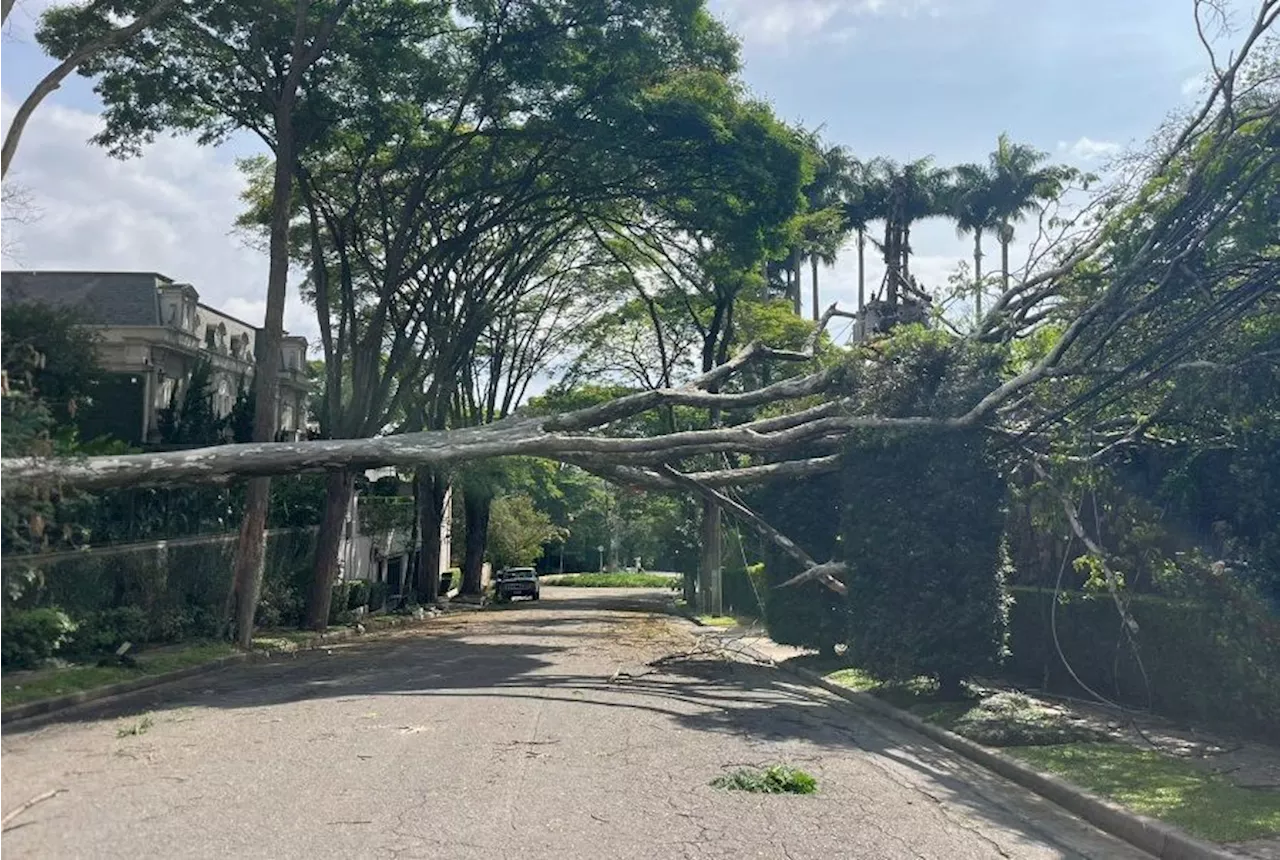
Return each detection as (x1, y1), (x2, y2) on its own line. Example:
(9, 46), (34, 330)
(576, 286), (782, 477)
(841, 158), (886, 313)
(874, 157), (951, 304)
(986, 133), (1078, 293)
(801, 141), (859, 319)
(949, 163), (1000, 323)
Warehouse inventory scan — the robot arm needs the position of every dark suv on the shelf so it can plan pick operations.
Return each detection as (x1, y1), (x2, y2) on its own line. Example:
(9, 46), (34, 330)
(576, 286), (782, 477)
(494, 567), (540, 602)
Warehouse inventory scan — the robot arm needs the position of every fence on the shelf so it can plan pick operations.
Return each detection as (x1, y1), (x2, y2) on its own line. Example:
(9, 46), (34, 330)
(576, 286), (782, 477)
(1005, 585), (1280, 737)
(4, 528), (319, 642)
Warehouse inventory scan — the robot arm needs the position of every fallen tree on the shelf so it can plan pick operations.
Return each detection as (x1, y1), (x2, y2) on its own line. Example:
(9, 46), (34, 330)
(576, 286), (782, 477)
(3, 0), (1277, 607)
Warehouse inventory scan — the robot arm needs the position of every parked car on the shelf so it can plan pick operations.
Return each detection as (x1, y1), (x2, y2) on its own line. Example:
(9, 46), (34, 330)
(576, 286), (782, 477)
(494, 567), (540, 602)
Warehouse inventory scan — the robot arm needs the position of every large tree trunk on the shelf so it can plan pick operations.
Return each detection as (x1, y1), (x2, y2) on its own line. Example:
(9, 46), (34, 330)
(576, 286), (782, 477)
(461, 489), (492, 596)
(810, 254), (820, 322)
(228, 99), (296, 648)
(856, 229), (866, 311)
(416, 467), (449, 603)
(305, 469), (356, 630)
(974, 229), (984, 324)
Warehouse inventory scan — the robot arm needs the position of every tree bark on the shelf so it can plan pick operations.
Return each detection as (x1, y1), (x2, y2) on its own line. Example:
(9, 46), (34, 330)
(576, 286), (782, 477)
(810, 254), (820, 322)
(416, 467), (448, 603)
(305, 469), (355, 630)
(227, 0), (352, 649)
(1000, 224), (1011, 294)
(974, 229), (984, 324)
(461, 489), (491, 595)
(228, 97), (295, 647)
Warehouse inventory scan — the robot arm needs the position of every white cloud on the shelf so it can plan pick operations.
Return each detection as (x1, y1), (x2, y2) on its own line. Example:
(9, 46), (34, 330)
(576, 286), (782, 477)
(709, 0), (945, 48)
(1180, 74), (1205, 98)
(1057, 136), (1122, 162)
(0, 94), (319, 346)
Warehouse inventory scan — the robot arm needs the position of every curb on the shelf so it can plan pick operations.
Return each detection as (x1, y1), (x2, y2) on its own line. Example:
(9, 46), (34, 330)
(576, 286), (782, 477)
(1, 652), (251, 725)
(1, 612), (443, 726)
(782, 664), (1237, 860)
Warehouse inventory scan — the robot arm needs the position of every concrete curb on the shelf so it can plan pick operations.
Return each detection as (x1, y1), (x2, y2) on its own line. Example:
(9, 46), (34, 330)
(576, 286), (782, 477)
(781, 663), (1237, 860)
(1, 612), (442, 726)
(1, 652), (252, 724)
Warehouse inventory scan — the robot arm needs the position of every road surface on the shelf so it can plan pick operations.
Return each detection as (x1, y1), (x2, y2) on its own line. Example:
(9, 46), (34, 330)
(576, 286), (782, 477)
(1, 587), (1148, 859)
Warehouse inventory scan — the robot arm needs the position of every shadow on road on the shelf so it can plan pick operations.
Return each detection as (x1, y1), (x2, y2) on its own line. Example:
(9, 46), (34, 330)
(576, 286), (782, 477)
(2, 590), (1108, 856)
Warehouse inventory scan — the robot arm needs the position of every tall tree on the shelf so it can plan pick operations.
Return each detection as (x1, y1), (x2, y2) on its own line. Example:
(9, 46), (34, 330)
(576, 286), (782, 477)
(949, 162), (1001, 324)
(985, 132), (1078, 294)
(873, 157), (950, 305)
(800, 138), (858, 321)
(39, 0), (372, 645)
(840, 159), (886, 317)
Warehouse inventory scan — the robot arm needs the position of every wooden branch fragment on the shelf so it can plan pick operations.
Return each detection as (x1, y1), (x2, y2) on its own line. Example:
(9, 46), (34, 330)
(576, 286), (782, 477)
(2, 789), (66, 831)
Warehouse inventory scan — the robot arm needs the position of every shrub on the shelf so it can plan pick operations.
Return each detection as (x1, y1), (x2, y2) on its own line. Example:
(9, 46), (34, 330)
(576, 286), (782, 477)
(346, 580), (371, 610)
(842, 428), (1009, 695)
(69, 605), (149, 656)
(2, 607), (78, 668)
(368, 581), (389, 611)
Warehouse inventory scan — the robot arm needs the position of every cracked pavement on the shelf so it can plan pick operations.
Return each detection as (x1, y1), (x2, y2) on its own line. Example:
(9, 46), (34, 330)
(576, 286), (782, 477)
(1, 588), (1150, 859)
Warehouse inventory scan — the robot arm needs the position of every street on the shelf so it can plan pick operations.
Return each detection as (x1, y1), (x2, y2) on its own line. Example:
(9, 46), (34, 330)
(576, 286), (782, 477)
(1, 588), (1148, 859)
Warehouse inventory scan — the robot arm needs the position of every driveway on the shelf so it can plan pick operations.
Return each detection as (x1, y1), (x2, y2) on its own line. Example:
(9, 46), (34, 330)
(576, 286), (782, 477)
(1, 587), (1147, 859)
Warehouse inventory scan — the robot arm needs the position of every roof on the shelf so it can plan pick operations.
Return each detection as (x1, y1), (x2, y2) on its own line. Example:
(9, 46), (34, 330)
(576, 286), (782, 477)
(1, 271), (170, 326)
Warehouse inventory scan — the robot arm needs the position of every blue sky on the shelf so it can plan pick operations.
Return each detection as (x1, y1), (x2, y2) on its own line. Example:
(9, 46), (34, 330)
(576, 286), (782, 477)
(1, 0), (1238, 348)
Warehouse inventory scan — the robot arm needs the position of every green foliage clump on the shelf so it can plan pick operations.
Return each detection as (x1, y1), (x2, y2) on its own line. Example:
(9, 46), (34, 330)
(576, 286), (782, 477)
(842, 427), (1009, 695)
(67, 606), (150, 657)
(951, 692), (1106, 746)
(487, 493), (562, 569)
(1, 608), (78, 669)
(711, 765), (817, 795)
(546, 573), (674, 588)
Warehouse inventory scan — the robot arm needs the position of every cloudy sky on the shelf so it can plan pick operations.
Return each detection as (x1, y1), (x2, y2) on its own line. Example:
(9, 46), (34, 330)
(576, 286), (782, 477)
(1, 0), (1237, 348)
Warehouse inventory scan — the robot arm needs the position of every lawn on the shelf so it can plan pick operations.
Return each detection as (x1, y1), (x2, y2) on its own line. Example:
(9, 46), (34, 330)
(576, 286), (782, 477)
(1009, 743), (1280, 843)
(819, 664), (1280, 844)
(543, 573), (676, 588)
(2, 641), (238, 709)
(695, 615), (738, 627)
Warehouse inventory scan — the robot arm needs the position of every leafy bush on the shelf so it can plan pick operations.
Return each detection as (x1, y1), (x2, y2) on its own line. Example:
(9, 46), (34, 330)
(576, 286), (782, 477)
(545, 573), (674, 588)
(68, 606), (149, 656)
(368, 581), (389, 611)
(2, 608), (78, 668)
(346, 580), (371, 610)
(842, 428), (1009, 695)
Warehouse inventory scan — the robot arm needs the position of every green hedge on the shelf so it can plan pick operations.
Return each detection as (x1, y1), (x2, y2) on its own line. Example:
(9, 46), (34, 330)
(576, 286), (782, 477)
(1006, 586), (1280, 736)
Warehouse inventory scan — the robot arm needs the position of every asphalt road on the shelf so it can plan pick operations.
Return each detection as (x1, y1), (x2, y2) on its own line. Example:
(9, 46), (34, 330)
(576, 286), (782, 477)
(1, 587), (1149, 859)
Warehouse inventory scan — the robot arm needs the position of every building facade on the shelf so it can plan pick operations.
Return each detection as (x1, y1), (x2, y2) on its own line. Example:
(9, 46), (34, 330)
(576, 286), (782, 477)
(2, 270), (310, 445)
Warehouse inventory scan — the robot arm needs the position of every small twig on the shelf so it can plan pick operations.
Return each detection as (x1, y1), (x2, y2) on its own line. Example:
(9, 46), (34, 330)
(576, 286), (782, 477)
(2, 789), (66, 831)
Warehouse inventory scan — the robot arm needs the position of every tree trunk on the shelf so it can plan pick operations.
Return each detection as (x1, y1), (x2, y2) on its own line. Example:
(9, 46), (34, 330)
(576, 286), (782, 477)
(974, 229), (984, 324)
(417, 467), (448, 603)
(229, 98), (296, 648)
(790, 246), (802, 315)
(856, 229), (865, 310)
(810, 254), (820, 322)
(1001, 229), (1011, 294)
(461, 489), (491, 595)
(699, 498), (722, 616)
(305, 469), (355, 630)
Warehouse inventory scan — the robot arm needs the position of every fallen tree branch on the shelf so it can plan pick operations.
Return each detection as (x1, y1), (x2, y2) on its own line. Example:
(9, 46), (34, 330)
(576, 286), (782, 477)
(2, 788), (66, 831)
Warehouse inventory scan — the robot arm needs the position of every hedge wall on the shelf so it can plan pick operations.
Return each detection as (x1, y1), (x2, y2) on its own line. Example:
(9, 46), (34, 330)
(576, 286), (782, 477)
(1006, 586), (1280, 737)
